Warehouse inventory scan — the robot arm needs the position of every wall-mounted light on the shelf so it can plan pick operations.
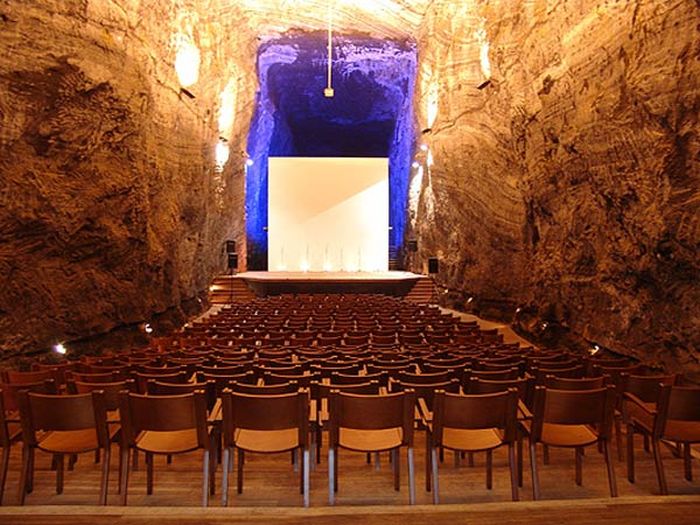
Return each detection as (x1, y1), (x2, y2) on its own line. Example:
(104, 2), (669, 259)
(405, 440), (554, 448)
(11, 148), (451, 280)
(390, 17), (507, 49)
(246, 158), (254, 167)
(411, 161), (420, 169)
(53, 343), (67, 355)
(218, 77), (237, 138)
(175, 38), (200, 88)
(420, 144), (429, 152)
(215, 140), (230, 170)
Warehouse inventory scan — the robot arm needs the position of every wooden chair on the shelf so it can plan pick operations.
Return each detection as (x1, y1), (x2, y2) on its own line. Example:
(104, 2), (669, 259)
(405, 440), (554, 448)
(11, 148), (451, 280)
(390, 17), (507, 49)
(624, 383), (700, 494)
(118, 390), (213, 506)
(327, 390), (416, 504)
(17, 390), (111, 504)
(220, 389), (310, 506)
(428, 389), (520, 503)
(543, 375), (607, 390)
(528, 386), (617, 499)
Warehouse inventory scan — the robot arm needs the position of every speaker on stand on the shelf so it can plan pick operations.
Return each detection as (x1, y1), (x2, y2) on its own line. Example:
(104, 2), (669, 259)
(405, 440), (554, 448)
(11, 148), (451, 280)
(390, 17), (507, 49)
(225, 240), (238, 304)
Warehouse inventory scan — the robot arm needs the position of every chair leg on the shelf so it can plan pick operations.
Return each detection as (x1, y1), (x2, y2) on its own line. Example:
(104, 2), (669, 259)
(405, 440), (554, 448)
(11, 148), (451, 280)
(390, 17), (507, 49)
(328, 447), (335, 505)
(167, 454), (172, 465)
(0, 445), (10, 505)
(529, 440), (540, 501)
(393, 448), (400, 491)
(468, 451), (474, 467)
(543, 444), (550, 465)
(95, 448), (101, 464)
(627, 425), (636, 483)
(132, 449), (139, 470)
(303, 448), (310, 508)
(486, 449), (493, 490)
(575, 447), (583, 486)
(517, 433), (524, 487)
(508, 443), (519, 502)
(17, 445), (31, 505)
(69, 454), (77, 470)
(652, 438), (668, 495)
(146, 452), (154, 495)
(237, 449), (244, 494)
(56, 454), (65, 495)
(684, 443), (692, 481)
(643, 434), (650, 453)
(221, 447), (230, 507)
(26, 446), (35, 494)
(120, 447), (130, 505)
(603, 440), (618, 497)
(431, 447), (440, 505)
(407, 447), (416, 505)
(615, 416), (624, 462)
(99, 445), (110, 505)
(425, 432), (432, 492)
(202, 449), (210, 507)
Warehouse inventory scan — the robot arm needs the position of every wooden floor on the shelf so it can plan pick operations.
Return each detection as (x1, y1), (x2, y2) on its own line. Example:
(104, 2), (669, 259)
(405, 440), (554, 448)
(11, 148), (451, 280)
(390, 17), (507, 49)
(0, 427), (698, 523)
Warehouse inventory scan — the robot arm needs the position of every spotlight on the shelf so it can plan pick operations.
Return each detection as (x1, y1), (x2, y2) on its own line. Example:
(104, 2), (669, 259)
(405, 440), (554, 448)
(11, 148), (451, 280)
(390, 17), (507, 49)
(412, 161), (420, 169)
(144, 323), (154, 335)
(323, 87), (335, 98)
(466, 296), (474, 304)
(589, 344), (601, 356)
(541, 321), (549, 329)
(420, 144), (429, 152)
(53, 343), (67, 355)
(246, 159), (254, 167)
(515, 307), (522, 314)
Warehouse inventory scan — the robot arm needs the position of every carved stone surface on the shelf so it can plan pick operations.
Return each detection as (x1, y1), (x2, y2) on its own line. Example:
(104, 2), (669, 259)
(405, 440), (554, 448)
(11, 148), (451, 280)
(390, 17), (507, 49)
(0, 0), (256, 356)
(409, 0), (699, 378)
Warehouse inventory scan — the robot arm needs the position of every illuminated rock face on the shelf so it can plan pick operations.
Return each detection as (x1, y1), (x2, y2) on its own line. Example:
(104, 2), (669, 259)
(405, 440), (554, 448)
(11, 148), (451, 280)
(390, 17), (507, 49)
(0, 0), (698, 379)
(0, 0), (257, 354)
(409, 0), (699, 378)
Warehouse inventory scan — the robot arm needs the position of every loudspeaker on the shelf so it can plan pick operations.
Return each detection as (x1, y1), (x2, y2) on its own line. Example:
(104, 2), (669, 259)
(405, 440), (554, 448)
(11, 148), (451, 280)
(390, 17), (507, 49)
(428, 257), (439, 274)
(225, 240), (236, 254)
(407, 240), (418, 252)
(227, 253), (239, 270)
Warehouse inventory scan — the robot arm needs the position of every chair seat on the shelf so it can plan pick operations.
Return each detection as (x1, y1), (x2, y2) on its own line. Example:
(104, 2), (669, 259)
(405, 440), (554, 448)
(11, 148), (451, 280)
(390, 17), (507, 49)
(540, 423), (598, 447)
(136, 429), (200, 454)
(664, 420), (700, 443)
(441, 427), (504, 452)
(339, 427), (402, 452)
(234, 428), (299, 453)
(6, 421), (22, 442)
(38, 429), (99, 453)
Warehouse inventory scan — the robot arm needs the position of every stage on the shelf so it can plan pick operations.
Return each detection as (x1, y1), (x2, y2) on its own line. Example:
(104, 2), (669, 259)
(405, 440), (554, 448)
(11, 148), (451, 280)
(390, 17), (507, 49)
(209, 272), (436, 303)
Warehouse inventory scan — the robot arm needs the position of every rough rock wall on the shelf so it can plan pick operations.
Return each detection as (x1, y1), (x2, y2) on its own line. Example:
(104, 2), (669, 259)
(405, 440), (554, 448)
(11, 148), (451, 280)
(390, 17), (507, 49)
(0, 0), (257, 356)
(412, 0), (700, 378)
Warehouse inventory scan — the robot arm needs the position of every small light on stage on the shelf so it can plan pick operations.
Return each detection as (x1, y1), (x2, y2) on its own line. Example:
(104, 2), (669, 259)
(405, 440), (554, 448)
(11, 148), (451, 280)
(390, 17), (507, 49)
(420, 144), (429, 152)
(53, 343), (67, 355)
(412, 161), (420, 169)
(246, 158), (254, 167)
(300, 260), (310, 272)
(323, 261), (332, 272)
(324, 87), (335, 98)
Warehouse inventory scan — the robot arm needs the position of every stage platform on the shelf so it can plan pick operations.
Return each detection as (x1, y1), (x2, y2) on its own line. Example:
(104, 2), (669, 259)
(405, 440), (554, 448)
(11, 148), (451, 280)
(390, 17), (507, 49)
(209, 271), (437, 303)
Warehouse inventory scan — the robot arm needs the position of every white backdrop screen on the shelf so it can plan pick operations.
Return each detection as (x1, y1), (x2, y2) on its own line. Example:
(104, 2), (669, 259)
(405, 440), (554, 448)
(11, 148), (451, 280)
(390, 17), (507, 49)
(268, 157), (389, 272)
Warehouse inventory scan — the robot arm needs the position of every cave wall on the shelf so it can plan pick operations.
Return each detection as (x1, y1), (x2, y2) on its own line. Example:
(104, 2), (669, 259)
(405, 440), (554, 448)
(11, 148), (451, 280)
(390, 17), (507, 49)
(411, 0), (699, 377)
(0, 0), (257, 357)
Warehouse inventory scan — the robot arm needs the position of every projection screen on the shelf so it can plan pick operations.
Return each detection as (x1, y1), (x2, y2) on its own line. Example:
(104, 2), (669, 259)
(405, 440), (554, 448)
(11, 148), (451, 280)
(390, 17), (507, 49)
(268, 157), (389, 272)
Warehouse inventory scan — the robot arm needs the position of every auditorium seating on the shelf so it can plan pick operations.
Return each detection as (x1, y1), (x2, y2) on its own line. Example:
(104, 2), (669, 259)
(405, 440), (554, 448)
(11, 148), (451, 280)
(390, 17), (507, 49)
(0, 292), (689, 506)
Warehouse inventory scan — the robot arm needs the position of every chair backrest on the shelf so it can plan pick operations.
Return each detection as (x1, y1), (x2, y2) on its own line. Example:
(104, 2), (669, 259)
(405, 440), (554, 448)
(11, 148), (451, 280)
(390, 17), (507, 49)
(221, 389), (309, 448)
(263, 371), (318, 388)
(328, 390), (415, 446)
(397, 370), (452, 385)
(6, 368), (57, 384)
(543, 375), (607, 390)
(432, 389), (519, 444)
(656, 384), (700, 437)
(133, 371), (189, 393)
(69, 370), (123, 383)
(530, 386), (616, 441)
(118, 391), (209, 449)
(533, 365), (586, 382)
(466, 375), (533, 403)
(331, 371), (388, 387)
(147, 380), (217, 411)
(621, 373), (677, 403)
(69, 379), (137, 411)
(18, 390), (109, 449)
(0, 379), (58, 412)
(465, 367), (519, 381)
(230, 381), (299, 395)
